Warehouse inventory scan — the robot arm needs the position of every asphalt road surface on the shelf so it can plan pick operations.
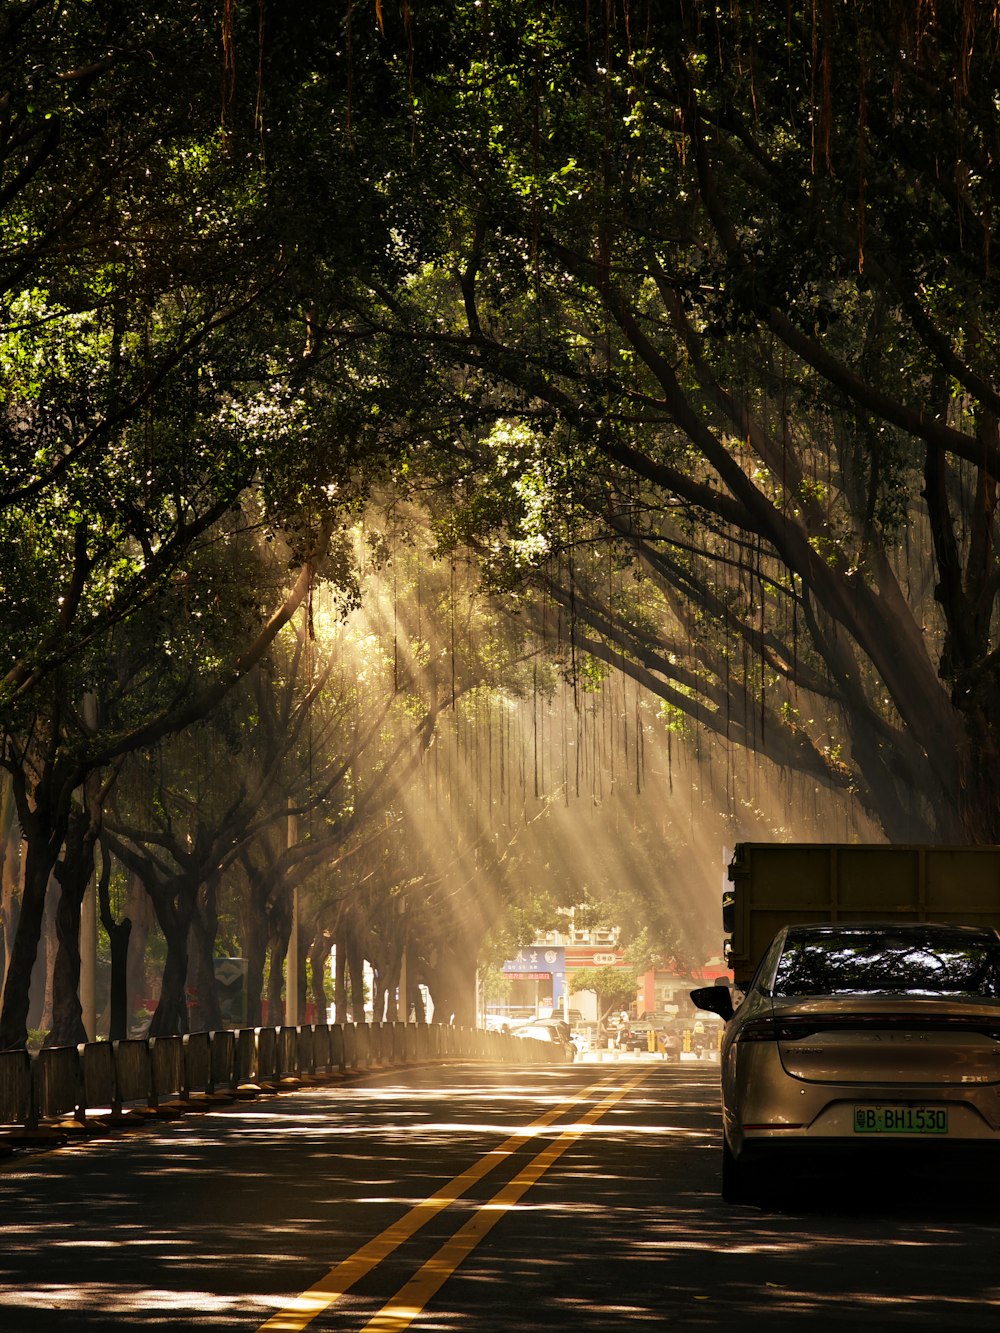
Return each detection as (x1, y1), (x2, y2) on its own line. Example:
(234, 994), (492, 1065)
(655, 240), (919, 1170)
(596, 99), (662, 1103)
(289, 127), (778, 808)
(1, 1055), (999, 1330)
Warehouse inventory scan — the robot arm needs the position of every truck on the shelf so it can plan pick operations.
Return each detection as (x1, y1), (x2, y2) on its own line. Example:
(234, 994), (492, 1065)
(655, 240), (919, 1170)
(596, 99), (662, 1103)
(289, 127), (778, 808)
(699, 843), (1000, 1203)
(724, 842), (1000, 988)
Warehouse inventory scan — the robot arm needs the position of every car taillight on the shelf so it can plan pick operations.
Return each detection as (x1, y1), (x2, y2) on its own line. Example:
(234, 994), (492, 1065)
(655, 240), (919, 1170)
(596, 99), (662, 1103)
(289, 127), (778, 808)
(737, 1016), (818, 1042)
(741, 1013), (1000, 1039)
(736, 1018), (778, 1042)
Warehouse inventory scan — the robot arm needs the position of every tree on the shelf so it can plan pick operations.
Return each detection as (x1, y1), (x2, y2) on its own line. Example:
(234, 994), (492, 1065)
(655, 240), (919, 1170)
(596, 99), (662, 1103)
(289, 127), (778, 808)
(569, 966), (640, 1025)
(99, 497), (540, 1034)
(0, 2), (436, 1045)
(288, 505), (554, 1026)
(339, 1), (1000, 843)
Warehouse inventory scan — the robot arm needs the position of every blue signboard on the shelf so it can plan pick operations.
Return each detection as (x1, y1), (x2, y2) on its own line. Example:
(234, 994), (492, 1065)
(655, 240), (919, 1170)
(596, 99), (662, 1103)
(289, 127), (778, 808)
(502, 947), (566, 1003)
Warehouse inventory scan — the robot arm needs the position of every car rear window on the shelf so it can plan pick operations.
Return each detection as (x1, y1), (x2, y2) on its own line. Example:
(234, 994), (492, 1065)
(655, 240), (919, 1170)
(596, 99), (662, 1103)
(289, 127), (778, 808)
(772, 930), (1000, 997)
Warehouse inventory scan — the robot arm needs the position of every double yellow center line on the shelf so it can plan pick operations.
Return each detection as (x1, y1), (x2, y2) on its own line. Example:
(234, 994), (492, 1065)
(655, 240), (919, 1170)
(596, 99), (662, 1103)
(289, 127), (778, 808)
(258, 1069), (649, 1332)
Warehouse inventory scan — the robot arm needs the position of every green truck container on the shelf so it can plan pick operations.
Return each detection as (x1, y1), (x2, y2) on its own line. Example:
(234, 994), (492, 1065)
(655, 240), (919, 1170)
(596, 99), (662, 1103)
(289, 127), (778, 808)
(724, 842), (1000, 988)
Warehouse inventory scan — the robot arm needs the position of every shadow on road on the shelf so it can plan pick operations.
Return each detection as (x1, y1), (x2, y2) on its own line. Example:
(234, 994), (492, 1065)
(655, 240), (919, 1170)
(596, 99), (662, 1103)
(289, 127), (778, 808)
(1, 1063), (999, 1330)
(750, 1156), (1000, 1221)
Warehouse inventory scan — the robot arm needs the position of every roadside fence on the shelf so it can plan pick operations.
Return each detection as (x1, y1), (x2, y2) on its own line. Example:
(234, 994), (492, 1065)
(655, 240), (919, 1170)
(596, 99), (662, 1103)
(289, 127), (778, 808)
(0, 1019), (561, 1145)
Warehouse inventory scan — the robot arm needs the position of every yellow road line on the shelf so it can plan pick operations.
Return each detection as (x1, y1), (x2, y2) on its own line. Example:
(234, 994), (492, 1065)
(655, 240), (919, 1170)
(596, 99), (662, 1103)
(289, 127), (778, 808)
(361, 1069), (651, 1332)
(257, 1073), (624, 1332)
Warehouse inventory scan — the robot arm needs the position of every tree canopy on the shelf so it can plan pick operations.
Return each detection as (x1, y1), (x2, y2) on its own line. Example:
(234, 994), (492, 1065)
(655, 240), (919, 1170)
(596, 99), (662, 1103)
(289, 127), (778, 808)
(339, 0), (1000, 844)
(4, 1), (1000, 1045)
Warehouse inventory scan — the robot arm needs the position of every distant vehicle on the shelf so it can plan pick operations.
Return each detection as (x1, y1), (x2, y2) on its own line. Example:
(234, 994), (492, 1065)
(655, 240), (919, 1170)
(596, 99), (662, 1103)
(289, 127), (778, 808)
(623, 1021), (655, 1052)
(513, 1022), (575, 1061)
(532, 1018), (574, 1051)
(691, 921), (1000, 1205)
(485, 1005), (536, 1027)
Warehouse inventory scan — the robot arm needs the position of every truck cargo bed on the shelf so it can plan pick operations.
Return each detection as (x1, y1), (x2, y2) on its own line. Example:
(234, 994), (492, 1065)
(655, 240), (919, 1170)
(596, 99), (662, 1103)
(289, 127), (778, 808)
(726, 844), (1000, 986)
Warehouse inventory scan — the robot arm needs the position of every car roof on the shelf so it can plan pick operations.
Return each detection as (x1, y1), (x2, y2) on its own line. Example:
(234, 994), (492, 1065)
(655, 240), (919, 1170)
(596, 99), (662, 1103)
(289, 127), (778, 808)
(782, 921), (1000, 944)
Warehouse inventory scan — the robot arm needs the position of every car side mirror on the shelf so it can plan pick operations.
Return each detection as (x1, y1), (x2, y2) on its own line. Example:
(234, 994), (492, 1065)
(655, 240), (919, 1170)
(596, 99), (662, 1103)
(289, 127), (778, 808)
(689, 985), (735, 1022)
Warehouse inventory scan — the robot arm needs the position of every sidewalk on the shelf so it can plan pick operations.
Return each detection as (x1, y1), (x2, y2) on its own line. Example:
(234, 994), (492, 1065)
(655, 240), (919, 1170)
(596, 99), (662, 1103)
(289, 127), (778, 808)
(576, 1048), (719, 1064)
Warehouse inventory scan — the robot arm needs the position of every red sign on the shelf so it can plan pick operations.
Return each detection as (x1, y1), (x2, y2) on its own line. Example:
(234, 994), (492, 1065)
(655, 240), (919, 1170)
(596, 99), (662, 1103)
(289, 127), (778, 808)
(565, 949), (627, 969)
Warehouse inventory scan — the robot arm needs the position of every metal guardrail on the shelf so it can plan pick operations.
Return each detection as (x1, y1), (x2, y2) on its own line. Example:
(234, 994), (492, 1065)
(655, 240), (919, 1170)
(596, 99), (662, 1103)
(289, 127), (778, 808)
(184, 1032), (211, 1098)
(257, 1026), (278, 1087)
(0, 1051), (32, 1125)
(115, 1039), (152, 1113)
(0, 1020), (558, 1138)
(149, 1036), (185, 1109)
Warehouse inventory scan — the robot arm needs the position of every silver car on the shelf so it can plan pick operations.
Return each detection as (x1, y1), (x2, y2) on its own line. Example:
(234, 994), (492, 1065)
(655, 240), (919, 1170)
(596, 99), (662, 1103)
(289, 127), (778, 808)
(690, 922), (1000, 1204)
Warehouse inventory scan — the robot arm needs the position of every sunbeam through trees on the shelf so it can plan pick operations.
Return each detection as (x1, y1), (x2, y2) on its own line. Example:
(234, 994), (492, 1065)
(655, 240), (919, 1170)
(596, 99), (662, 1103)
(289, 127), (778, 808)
(0, 1), (995, 1045)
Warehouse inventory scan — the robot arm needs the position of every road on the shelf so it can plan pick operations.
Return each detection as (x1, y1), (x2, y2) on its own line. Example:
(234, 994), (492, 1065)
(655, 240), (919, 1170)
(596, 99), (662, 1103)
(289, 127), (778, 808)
(1, 1054), (999, 1330)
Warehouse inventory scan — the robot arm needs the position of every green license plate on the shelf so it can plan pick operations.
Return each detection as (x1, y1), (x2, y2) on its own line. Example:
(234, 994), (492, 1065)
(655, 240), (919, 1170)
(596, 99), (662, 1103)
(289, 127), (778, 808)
(854, 1106), (948, 1135)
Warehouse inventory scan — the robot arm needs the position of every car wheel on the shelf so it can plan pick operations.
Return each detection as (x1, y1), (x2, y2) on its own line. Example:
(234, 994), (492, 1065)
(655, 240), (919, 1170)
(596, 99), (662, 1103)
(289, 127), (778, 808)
(721, 1138), (759, 1206)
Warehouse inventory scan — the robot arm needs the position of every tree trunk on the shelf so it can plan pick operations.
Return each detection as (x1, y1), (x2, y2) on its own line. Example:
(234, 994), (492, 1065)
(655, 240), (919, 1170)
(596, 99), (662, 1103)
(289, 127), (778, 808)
(265, 934), (285, 1026)
(47, 801), (104, 1048)
(244, 918), (267, 1027)
(188, 880), (223, 1033)
(383, 949), (401, 1022)
(152, 940), (190, 1035)
(308, 930), (332, 1020)
(346, 926), (366, 1021)
(0, 835), (60, 1048)
(47, 879), (87, 1047)
(146, 878), (198, 1037)
(0, 779), (18, 998)
(38, 896), (57, 1036)
(26, 887), (52, 1036)
(150, 916), (192, 1037)
(295, 914), (308, 1021)
(125, 872), (153, 1029)
(956, 694), (1000, 843)
(0, 855), (15, 1003)
(264, 876), (293, 1025)
(107, 920), (131, 1041)
(95, 843), (131, 1042)
(426, 947), (477, 1026)
(240, 863), (269, 1027)
(334, 928), (348, 1022)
